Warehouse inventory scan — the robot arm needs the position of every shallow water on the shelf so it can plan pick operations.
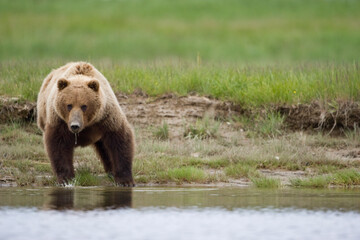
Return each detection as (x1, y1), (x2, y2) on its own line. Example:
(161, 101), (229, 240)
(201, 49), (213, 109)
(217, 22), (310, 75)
(0, 187), (360, 240)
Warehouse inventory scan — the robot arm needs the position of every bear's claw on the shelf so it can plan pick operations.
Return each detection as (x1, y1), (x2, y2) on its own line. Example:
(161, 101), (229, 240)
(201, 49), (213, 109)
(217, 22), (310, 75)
(115, 177), (135, 187)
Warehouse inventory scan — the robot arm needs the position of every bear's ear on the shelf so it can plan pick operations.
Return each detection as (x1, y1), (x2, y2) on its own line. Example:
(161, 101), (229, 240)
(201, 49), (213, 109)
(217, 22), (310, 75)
(88, 80), (99, 92)
(57, 78), (69, 91)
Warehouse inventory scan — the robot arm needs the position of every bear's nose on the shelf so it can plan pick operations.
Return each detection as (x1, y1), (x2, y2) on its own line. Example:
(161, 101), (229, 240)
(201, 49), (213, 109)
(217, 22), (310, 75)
(70, 123), (80, 132)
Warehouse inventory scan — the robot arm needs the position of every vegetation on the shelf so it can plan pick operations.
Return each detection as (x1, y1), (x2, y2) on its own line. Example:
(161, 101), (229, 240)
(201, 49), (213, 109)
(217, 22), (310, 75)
(291, 176), (331, 189)
(291, 169), (360, 188)
(1, 122), (360, 188)
(0, 62), (359, 109)
(251, 177), (281, 189)
(0, 0), (359, 108)
(153, 122), (169, 141)
(1, 0), (359, 62)
(157, 167), (207, 184)
(239, 111), (286, 138)
(70, 167), (101, 187)
(184, 117), (220, 140)
(224, 163), (259, 178)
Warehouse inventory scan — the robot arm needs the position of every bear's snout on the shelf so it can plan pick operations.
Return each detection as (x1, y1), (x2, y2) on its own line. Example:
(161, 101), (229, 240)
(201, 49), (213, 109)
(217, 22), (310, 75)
(70, 122), (81, 133)
(68, 109), (84, 133)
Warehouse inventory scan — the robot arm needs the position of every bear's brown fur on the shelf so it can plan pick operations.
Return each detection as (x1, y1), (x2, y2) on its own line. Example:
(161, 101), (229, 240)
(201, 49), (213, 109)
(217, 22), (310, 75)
(37, 62), (135, 186)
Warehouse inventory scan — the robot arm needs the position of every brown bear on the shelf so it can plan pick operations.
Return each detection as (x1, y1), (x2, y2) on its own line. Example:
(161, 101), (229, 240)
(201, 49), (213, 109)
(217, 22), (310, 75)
(37, 62), (135, 186)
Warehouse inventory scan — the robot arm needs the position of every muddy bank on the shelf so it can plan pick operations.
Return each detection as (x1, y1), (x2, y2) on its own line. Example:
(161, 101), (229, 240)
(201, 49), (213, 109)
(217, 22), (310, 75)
(1, 94), (360, 132)
(278, 101), (360, 132)
(0, 96), (36, 123)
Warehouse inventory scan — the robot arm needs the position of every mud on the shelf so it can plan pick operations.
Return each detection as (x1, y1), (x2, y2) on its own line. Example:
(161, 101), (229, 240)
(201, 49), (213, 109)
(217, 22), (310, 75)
(0, 96), (36, 123)
(278, 101), (360, 133)
(1, 94), (360, 133)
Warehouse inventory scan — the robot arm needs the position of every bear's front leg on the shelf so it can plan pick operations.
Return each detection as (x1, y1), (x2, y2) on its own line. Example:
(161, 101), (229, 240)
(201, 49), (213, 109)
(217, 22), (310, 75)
(45, 124), (75, 184)
(102, 129), (135, 187)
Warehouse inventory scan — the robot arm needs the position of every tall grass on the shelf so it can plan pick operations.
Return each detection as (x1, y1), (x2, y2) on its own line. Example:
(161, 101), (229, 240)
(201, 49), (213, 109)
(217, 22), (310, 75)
(224, 163), (259, 178)
(71, 167), (100, 186)
(153, 122), (169, 140)
(1, 0), (359, 106)
(1, 61), (359, 108)
(184, 117), (220, 139)
(251, 176), (281, 188)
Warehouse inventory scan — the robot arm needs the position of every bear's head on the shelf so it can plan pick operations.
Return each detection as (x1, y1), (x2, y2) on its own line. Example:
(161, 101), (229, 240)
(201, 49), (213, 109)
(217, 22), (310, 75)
(55, 77), (102, 133)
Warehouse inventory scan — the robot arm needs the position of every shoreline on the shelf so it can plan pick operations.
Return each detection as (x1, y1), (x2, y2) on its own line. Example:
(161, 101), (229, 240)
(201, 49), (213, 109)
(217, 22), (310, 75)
(1, 94), (360, 189)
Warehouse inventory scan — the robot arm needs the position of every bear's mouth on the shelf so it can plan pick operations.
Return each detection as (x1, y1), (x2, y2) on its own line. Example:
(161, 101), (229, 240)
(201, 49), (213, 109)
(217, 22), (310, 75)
(69, 122), (82, 145)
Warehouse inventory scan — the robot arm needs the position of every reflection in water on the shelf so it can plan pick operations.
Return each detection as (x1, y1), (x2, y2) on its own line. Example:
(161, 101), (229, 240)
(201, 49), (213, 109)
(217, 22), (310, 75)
(101, 189), (133, 209)
(46, 188), (133, 210)
(0, 187), (359, 211)
(48, 188), (74, 210)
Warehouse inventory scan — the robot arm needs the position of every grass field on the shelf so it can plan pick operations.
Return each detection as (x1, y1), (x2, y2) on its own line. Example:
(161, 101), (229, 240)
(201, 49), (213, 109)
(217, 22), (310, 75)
(1, 0), (360, 187)
(1, 0), (359, 62)
(1, 0), (360, 106)
(1, 61), (359, 107)
(1, 0), (359, 106)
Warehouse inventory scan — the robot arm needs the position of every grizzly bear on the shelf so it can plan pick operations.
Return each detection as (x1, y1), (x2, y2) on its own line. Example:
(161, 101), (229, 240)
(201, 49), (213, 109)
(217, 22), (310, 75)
(37, 62), (135, 186)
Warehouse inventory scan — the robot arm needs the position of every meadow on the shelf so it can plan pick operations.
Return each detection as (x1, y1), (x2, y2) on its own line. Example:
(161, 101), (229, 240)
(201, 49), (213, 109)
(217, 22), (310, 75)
(1, 0), (360, 106)
(1, 0), (359, 62)
(1, 0), (360, 187)
(1, 61), (359, 108)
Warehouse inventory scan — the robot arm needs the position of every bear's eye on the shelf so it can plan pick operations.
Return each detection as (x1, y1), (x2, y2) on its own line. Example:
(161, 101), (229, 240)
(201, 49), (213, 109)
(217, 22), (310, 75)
(81, 105), (87, 112)
(67, 104), (72, 111)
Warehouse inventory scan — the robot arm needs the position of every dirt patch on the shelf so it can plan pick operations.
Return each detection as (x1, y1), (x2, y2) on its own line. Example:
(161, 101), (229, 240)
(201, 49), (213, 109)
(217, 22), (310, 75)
(325, 148), (360, 162)
(117, 93), (243, 123)
(0, 97), (36, 123)
(1, 94), (360, 133)
(277, 101), (360, 132)
(116, 93), (244, 137)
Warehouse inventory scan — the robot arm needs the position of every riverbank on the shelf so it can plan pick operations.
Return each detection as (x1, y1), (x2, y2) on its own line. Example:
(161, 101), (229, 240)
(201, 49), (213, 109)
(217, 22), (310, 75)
(1, 94), (360, 188)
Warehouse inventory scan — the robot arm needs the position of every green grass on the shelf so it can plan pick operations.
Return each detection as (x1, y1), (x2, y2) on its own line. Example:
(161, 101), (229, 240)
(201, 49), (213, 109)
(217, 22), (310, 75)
(1, 123), (360, 187)
(332, 169), (360, 186)
(184, 117), (220, 139)
(225, 163), (259, 178)
(1, 0), (359, 62)
(157, 166), (207, 184)
(251, 176), (281, 188)
(70, 167), (101, 187)
(257, 112), (285, 138)
(1, 0), (360, 108)
(291, 169), (360, 188)
(344, 124), (360, 146)
(153, 122), (169, 140)
(291, 176), (331, 188)
(1, 62), (359, 109)
(239, 111), (285, 138)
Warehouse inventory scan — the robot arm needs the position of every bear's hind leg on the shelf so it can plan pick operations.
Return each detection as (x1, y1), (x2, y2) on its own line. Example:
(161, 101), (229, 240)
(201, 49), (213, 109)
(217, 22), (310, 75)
(94, 140), (113, 175)
(45, 124), (75, 184)
(102, 130), (135, 187)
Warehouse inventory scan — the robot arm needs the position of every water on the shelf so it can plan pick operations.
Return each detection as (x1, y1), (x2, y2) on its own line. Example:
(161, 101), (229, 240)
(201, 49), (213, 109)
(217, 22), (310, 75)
(0, 187), (360, 240)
